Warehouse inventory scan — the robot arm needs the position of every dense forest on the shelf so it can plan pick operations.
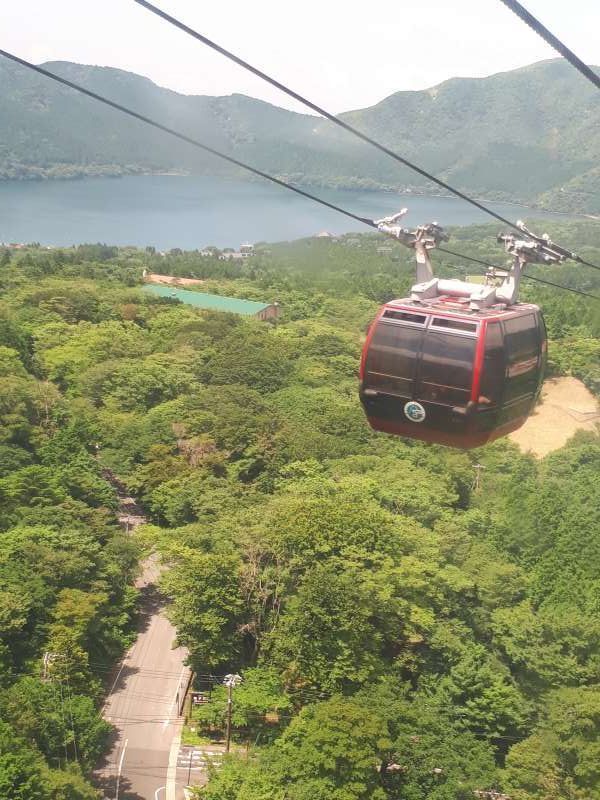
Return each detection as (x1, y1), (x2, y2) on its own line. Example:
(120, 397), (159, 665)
(0, 219), (598, 799)
(1, 58), (600, 212)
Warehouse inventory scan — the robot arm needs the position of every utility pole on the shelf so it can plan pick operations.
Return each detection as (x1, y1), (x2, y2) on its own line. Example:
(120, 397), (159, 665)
(473, 463), (486, 492)
(223, 674), (242, 754)
(42, 653), (70, 767)
(42, 651), (53, 681)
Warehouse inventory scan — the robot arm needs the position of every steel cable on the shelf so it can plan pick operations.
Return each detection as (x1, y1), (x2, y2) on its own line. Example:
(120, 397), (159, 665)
(498, 0), (600, 90)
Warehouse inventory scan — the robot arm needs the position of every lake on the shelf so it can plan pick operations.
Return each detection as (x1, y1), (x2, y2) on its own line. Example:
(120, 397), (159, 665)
(0, 175), (571, 250)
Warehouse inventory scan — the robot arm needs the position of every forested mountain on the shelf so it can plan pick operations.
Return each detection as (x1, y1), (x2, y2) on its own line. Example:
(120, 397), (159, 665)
(1, 57), (599, 211)
(0, 221), (599, 798)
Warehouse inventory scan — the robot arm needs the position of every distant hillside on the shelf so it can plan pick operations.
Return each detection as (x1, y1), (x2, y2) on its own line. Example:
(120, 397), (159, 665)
(0, 57), (598, 212)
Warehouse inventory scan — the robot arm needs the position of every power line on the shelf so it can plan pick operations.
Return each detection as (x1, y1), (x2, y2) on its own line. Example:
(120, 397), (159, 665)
(498, 0), (600, 91)
(89, 660), (216, 677)
(438, 247), (499, 269)
(2, 658), (223, 684)
(65, 678), (80, 765)
(0, 50), (596, 303)
(439, 247), (600, 300)
(523, 273), (599, 299)
(57, 680), (70, 766)
(133, 0), (523, 233)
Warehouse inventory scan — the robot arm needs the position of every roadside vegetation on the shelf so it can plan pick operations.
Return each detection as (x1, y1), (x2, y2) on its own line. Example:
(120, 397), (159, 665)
(0, 220), (598, 799)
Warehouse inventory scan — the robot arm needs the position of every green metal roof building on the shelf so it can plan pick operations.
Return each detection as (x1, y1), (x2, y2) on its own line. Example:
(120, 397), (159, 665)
(143, 284), (280, 319)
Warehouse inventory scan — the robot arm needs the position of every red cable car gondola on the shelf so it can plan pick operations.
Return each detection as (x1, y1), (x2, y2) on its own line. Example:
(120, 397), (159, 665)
(359, 298), (547, 449)
(359, 214), (560, 449)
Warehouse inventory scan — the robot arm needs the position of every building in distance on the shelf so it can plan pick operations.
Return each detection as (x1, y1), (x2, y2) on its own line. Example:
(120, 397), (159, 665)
(220, 243), (255, 260)
(143, 283), (280, 321)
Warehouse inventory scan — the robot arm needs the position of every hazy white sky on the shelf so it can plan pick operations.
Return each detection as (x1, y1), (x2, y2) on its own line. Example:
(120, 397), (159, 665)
(2, 0), (598, 113)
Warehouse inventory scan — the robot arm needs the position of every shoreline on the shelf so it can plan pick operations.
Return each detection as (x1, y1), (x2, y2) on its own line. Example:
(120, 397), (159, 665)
(0, 171), (594, 221)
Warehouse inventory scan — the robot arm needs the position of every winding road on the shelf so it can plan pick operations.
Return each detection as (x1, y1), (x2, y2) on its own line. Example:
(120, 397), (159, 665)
(94, 499), (191, 800)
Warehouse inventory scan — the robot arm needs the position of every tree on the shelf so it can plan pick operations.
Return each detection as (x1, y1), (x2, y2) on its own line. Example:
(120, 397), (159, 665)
(41, 321), (151, 387)
(265, 563), (394, 692)
(491, 602), (600, 692)
(1, 229), (599, 799)
(0, 721), (47, 800)
(355, 680), (498, 800)
(433, 644), (531, 741)
(200, 697), (391, 800)
(502, 686), (600, 800)
(194, 667), (292, 742)
(162, 551), (244, 670)
(43, 766), (101, 800)
(3, 677), (110, 770)
(0, 467), (69, 528)
(203, 328), (294, 393)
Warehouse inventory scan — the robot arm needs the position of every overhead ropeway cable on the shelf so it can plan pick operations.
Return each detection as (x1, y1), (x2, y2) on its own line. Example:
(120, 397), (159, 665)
(0, 51), (373, 231)
(132, 0), (527, 234)
(131, 0), (600, 274)
(0, 49), (597, 302)
(440, 247), (600, 299)
(497, 0), (600, 91)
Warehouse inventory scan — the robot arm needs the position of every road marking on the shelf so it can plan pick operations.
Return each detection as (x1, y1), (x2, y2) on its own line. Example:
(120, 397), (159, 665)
(166, 732), (181, 800)
(103, 658), (128, 714)
(155, 787), (165, 800)
(163, 666), (188, 728)
(115, 738), (128, 800)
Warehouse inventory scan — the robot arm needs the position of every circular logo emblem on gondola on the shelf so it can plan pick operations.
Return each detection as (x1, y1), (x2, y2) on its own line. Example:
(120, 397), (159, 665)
(404, 401), (426, 423)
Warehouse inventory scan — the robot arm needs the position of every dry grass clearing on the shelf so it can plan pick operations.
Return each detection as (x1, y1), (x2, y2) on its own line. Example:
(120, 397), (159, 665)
(510, 376), (599, 458)
(144, 273), (205, 286)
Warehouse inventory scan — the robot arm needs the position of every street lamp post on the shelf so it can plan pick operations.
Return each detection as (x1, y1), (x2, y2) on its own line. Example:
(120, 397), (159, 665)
(187, 747), (193, 786)
(223, 674), (242, 754)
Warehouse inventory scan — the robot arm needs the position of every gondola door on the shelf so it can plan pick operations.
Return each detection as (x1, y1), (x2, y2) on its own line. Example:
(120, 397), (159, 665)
(360, 309), (427, 431)
(412, 316), (478, 436)
(498, 311), (545, 428)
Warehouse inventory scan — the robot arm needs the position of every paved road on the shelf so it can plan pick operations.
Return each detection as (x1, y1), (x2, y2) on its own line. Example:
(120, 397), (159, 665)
(95, 556), (191, 800)
(176, 745), (224, 792)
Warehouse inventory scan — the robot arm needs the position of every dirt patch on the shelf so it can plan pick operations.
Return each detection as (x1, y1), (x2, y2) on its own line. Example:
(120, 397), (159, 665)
(509, 376), (599, 458)
(145, 273), (205, 286)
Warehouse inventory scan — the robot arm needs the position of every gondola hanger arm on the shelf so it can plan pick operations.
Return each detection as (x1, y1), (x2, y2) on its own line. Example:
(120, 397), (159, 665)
(374, 211), (449, 284)
(496, 226), (568, 305)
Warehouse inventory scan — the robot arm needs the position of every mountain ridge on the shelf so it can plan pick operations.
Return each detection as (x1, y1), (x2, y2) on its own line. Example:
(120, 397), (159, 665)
(1, 57), (598, 211)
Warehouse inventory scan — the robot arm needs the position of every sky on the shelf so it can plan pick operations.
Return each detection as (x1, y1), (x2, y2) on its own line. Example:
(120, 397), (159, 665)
(2, 0), (598, 114)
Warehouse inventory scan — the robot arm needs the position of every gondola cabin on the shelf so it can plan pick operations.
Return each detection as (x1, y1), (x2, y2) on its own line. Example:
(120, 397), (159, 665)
(359, 297), (546, 449)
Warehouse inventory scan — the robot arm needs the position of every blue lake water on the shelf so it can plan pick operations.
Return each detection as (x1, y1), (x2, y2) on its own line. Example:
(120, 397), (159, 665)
(0, 175), (572, 250)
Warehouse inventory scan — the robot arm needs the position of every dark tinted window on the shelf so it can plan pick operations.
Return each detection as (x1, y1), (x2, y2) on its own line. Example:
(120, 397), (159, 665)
(418, 332), (476, 406)
(431, 317), (477, 333)
(478, 322), (504, 405)
(503, 314), (540, 402)
(538, 312), (548, 379)
(383, 310), (427, 325)
(538, 313), (547, 351)
(364, 322), (422, 397)
(505, 315), (538, 363)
